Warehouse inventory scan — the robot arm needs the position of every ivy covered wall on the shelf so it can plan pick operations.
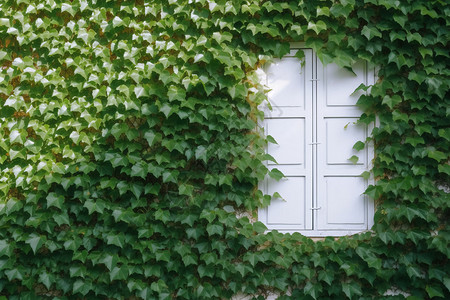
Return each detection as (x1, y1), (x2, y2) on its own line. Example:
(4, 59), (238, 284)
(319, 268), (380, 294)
(0, 0), (448, 299)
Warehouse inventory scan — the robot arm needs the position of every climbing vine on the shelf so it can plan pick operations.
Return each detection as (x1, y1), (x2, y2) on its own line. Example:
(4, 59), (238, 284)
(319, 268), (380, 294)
(0, 0), (448, 299)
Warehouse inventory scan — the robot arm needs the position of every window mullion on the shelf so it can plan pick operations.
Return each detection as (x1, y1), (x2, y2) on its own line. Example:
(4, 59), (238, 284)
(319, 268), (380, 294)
(311, 52), (318, 230)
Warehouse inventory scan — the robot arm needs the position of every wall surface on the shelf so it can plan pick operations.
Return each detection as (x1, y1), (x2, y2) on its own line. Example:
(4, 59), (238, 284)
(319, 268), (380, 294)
(0, 0), (448, 299)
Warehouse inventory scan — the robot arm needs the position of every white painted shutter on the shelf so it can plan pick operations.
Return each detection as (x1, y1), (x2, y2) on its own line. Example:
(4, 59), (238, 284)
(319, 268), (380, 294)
(260, 49), (373, 235)
(260, 49), (313, 231)
(316, 60), (371, 231)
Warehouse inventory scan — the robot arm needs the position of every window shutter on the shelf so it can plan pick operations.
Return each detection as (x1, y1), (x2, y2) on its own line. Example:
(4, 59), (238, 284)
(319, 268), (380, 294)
(259, 48), (374, 236)
(316, 61), (371, 231)
(260, 49), (313, 231)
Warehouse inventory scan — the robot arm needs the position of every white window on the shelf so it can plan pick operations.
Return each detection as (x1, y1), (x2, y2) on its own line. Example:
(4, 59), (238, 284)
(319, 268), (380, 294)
(259, 46), (375, 236)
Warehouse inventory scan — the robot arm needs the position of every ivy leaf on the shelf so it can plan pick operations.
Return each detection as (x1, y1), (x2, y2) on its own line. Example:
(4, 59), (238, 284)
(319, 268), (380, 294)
(361, 25), (382, 40)
(206, 224), (223, 236)
(406, 265), (423, 279)
(106, 234), (124, 249)
(100, 254), (118, 271)
(269, 168), (284, 180)
(361, 171), (371, 180)
(307, 20), (327, 35)
(304, 281), (321, 299)
(438, 164), (450, 175)
(364, 185), (381, 199)
(274, 42), (290, 58)
(266, 135), (278, 145)
(72, 279), (91, 296)
(393, 14), (407, 27)
(110, 265), (129, 281)
(0, 240), (12, 257)
(294, 49), (305, 60)
(353, 141), (365, 151)
(427, 149), (447, 162)
(195, 146), (208, 163)
(228, 85), (246, 99)
(318, 270), (333, 285)
(25, 235), (46, 254)
(112, 16), (124, 28)
(134, 85), (148, 98)
(382, 95), (402, 109)
(342, 282), (362, 298)
(444, 277), (450, 292)
(348, 155), (359, 164)
(438, 128), (450, 141)
(131, 163), (147, 179)
(39, 272), (55, 290)
(5, 268), (24, 281)
(179, 184), (194, 196)
(46, 193), (64, 209)
(425, 285), (444, 298)
(167, 85), (186, 102)
(253, 221), (267, 234)
(5, 199), (23, 215)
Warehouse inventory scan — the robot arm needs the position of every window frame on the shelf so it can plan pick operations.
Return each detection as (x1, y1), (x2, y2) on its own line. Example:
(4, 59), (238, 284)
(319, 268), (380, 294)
(258, 43), (376, 237)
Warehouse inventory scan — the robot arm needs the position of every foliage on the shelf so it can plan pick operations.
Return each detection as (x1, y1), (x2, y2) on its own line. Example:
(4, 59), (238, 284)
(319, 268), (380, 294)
(0, 0), (448, 298)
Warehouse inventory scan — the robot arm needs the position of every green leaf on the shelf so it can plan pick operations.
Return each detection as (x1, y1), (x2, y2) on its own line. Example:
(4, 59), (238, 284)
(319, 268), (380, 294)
(69, 265), (86, 278)
(406, 265), (423, 279)
(131, 163), (147, 179)
(167, 85), (186, 102)
(134, 85), (148, 98)
(179, 184), (194, 196)
(100, 254), (118, 271)
(206, 224), (223, 236)
(46, 192), (64, 209)
(144, 131), (160, 146)
(428, 150), (447, 162)
(353, 141), (365, 151)
(304, 281), (321, 299)
(195, 145), (208, 163)
(361, 171), (371, 180)
(253, 221), (267, 234)
(342, 282), (362, 298)
(0, 240), (12, 257)
(72, 279), (91, 296)
(110, 265), (129, 281)
(307, 21), (327, 35)
(5, 199), (23, 215)
(294, 49), (305, 60)
(438, 128), (450, 141)
(155, 251), (170, 262)
(228, 85), (246, 99)
(25, 235), (45, 254)
(269, 168), (284, 180)
(106, 234), (124, 249)
(112, 16), (124, 28)
(318, 270), (333, 285)
(382, 95), (402, 109)
(438, 164), (450, 175)
(348, 155), (359, 164)
(426, 285), (444, 298)
(5, 268), (24, 281)
(444, 277), (450, 292)
(364, 185), (381, 199)
(361, 25), (382, 40)
(393, 14), (407, 27)
(39, 272), (55, 290)
(182, 254), (197, 267)
(266, 135), (278, 145)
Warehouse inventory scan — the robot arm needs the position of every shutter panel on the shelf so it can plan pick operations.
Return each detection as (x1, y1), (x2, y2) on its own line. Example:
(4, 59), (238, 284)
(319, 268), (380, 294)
(316, 61), (370, 231)
(260, 49), (313, 231)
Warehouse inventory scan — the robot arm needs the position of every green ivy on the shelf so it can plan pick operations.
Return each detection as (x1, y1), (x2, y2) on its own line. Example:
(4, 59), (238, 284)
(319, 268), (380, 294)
(0, 0), (448, 299)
